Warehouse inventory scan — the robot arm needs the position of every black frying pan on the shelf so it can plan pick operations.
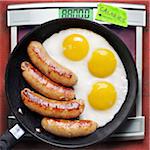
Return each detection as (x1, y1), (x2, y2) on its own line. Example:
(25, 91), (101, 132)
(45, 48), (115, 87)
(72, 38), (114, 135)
(0, 18), (138, 150)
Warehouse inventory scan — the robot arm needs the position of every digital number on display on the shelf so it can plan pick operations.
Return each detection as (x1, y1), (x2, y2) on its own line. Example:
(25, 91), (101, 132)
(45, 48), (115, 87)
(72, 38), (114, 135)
(59, 8), (93, 20)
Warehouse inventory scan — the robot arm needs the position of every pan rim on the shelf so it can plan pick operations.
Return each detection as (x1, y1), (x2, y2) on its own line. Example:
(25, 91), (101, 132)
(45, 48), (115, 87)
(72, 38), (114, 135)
(5, 18), (138, 148)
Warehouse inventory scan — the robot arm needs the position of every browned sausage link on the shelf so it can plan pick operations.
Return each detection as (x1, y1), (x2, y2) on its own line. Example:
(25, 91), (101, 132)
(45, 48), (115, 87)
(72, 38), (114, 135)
(41, 118), (98, 138)
(21, 88), (84, 119)
(21, 61), (75, 100)
(27, 41), (77, 87)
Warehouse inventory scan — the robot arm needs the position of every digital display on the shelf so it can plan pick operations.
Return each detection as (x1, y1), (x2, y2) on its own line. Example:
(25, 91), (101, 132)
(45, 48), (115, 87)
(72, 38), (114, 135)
(59, 8), (93, 20)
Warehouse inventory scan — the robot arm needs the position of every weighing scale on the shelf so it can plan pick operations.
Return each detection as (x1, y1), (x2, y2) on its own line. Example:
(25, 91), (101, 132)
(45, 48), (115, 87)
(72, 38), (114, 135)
(7, 2), (146, 141)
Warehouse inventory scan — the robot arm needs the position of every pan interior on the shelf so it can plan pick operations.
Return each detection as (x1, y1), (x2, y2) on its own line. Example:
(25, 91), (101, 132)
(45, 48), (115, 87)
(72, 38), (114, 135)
(5, 18), (138, 148)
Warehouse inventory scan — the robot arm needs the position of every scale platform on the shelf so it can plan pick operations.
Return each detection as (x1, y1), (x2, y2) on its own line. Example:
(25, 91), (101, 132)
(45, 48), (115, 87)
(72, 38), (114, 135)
(7, 2), (146, 141)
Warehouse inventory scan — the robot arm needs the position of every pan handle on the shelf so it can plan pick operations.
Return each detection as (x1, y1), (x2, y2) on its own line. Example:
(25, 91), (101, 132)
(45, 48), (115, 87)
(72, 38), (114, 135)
(0, 124), (25, 150)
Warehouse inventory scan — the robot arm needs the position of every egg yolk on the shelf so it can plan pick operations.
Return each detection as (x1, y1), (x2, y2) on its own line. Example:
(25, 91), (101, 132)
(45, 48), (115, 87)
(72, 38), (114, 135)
(88, 81), (117, 110)
(88, 48), (117, 77)
(63, 34), (89, 61)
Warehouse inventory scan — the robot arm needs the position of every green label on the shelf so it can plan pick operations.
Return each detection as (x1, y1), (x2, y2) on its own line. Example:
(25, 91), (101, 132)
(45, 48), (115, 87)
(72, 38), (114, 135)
(59, 8), (93, 20)
(96, 3), (128, 27)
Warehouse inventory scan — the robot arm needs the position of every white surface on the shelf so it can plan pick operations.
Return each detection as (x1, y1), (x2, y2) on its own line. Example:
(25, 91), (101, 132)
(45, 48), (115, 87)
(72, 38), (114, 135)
(7, 8), (146, 26)
(11, 27), (17, 52)
(111, 116), (145, 140)
(136, 27), (143, 116)
(7, 2), (145, 9)
(9, 124), (25, 139)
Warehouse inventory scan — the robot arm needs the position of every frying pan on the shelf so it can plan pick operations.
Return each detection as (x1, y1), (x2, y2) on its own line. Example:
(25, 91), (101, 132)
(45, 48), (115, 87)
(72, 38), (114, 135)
(0, 18), (138, 149)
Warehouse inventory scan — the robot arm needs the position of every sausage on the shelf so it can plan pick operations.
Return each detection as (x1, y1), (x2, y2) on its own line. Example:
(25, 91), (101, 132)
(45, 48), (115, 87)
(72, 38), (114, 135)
(41, 118), (97, 138)
(21, 61), (75, 100)
(27, 41), (77, 87)
(21, 88), (84, 119)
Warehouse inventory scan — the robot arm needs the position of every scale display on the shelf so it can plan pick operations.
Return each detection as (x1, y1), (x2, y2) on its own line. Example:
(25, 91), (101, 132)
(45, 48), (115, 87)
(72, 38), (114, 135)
(59, 8), (93, 20)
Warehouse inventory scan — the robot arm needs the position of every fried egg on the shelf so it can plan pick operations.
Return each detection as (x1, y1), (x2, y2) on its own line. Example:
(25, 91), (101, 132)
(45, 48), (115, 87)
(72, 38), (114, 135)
(43, 28), (128, 127)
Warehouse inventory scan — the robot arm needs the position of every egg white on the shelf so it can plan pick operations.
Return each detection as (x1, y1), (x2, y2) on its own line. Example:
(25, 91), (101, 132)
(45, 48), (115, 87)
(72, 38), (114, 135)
(43, 28), (128, 127)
